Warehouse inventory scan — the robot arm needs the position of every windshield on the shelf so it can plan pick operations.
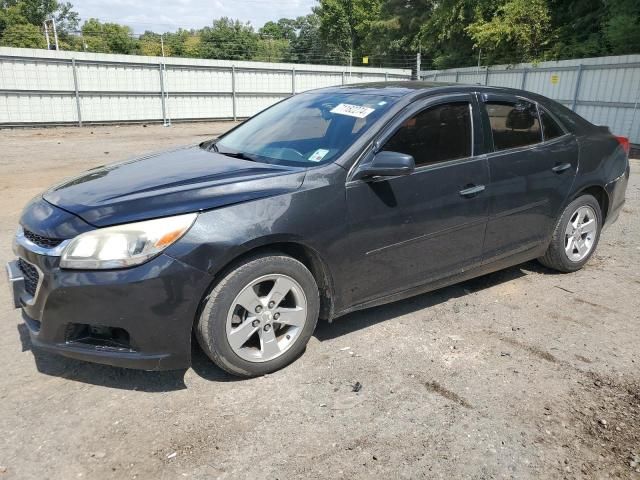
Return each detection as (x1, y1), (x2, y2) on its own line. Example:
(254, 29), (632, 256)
(213, 91), (397, 166)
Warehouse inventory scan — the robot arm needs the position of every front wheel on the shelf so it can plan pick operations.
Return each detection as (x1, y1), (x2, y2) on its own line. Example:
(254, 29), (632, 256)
(538, 194), (602, 272)
(195, 253), (320, 377)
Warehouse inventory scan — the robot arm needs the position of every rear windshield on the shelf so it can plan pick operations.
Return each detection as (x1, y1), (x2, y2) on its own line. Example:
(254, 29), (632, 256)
(213, 92), (397, 166)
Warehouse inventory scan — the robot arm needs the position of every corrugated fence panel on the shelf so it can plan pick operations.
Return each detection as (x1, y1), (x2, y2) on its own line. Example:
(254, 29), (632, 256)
(165, 67), (232, 94)
(236, 95), (288, 118)
(80, 95), (162, 122)
(487, 71), (522, 89)
(167, 95), (234, 119)
(77, 63), (159, 92)
(0, 58), (74, 91)
(0, 47), (410, 126)
(0, 93), (77, 123)
(421, 55), (640, 143)
(457, 72), (485, 85)
(296, 72), (343, 92)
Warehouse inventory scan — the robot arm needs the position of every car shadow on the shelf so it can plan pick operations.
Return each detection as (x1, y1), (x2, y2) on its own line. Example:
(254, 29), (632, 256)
(17, 326), (240, 391)
(16, 261), (555, 390)
(314, 261), (548, 341)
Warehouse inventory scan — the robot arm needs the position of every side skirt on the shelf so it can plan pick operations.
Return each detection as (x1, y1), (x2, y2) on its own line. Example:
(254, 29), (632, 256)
(331, 244), (547, 320)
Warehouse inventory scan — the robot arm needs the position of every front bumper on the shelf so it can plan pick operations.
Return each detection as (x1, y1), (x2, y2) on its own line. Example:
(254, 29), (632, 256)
(8, 247), (213, 371)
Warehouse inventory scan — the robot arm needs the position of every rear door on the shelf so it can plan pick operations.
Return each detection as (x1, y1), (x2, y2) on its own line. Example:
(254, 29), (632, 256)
(479, 93), (578, 262)
(342, 94), (490, 306)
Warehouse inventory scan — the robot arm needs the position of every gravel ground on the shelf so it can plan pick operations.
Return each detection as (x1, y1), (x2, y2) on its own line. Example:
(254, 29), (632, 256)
(0, 123), (638, 480)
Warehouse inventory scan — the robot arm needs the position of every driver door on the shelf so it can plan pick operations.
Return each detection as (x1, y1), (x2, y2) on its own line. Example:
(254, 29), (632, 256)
(342, 95), (490, 306)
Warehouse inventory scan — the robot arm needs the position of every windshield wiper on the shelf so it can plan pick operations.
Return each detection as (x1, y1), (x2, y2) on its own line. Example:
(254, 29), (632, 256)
(217, 149), (259, 162)
(207, 141), (260, 162)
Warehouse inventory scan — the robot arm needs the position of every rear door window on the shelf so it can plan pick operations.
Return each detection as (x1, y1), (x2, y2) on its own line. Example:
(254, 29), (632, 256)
(539, 108), (565, 140)
(382, 102), (472, 167)
(485, 100), (542, 151)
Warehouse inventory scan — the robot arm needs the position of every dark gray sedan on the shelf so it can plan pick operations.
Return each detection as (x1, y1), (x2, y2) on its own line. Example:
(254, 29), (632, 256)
(8, 82), (630, 377)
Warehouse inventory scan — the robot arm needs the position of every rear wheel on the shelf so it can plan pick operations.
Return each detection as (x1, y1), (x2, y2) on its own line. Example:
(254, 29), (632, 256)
(196, 253), (320, 377)
(539, 194), (602, 272)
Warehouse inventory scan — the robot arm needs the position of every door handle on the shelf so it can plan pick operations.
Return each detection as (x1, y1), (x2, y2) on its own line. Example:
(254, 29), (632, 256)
(552, 162), (572, 173)
(459, 184), (485, 197)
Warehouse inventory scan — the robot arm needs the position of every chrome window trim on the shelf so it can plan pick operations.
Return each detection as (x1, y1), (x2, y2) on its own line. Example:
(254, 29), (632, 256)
(13, 225), (71, 257)
(346, 94), (476, 183)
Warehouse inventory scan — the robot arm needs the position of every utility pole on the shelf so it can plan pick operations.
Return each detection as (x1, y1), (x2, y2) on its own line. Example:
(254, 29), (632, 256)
(159, 34), (171, 127)
(43, 18), (60, 50)
(416, 42), (421, 80)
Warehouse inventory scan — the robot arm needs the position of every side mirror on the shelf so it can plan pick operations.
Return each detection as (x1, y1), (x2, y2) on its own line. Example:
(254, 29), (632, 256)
(353, 151), (415, 180)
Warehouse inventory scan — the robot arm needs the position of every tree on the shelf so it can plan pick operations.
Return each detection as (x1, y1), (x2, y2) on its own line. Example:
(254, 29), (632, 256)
(81, 18), (137, 54)
(199, 17), (258, 60)
(138, 31), (164, 56)
(0, 0), (79, 48)
(316, 0), (384, 64)
(466, 0), (554, 63)
(290, 13), (323, 62)
(604, 0), (640, 55)
(0, 22), (46, 48)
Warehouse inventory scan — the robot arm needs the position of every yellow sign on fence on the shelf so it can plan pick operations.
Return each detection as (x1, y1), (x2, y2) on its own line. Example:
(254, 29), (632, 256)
(550, 74), (560, 85)
(362, 56), (369, 64)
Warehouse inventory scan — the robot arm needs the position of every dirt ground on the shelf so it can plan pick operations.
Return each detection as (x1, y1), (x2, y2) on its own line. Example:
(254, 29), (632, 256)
(0, 123), (639, 480)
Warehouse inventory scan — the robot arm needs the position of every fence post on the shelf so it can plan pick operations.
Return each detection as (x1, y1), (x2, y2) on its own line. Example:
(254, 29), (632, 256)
(434, 71), (439, 81)
(571, 64), (584, 111)
(158, 63), (167, 125)
(521, 69), (528, 90)
(71, 58), (82, 127)
(455, 71), (459, 83)
(231, 65), (237, 121)
(342, 71), (346, 85)
(484, 66), (490, 86)
(291, 67), (296, 95)
(385, 72), (388, 82)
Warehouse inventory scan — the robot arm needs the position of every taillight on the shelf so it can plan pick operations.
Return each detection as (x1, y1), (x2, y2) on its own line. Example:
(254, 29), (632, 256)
(615, 135), (630, 157)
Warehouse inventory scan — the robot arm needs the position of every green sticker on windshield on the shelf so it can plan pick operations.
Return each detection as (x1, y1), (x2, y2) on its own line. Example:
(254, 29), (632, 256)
(309, 149), (329, 162)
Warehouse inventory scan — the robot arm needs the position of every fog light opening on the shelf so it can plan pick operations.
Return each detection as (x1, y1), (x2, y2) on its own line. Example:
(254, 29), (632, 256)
(65, 323), (133, 352)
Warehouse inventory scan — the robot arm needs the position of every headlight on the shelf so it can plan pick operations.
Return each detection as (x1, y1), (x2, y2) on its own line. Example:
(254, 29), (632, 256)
(60, 213), (197, 270)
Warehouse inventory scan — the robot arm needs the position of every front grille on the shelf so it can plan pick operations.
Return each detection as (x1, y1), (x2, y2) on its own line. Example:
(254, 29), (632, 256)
(23, 229), (63, 249)
(18, 258), (39, 297)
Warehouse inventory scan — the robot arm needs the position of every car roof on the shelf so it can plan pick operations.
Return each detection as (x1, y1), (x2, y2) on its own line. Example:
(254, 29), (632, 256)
(312, 81), (544, 101)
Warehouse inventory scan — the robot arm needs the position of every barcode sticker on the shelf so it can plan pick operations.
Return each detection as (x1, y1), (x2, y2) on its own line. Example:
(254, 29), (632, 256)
(330, 103), (375, 119)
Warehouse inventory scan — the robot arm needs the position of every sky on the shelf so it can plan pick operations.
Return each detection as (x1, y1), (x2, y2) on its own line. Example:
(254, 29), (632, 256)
(73, 0), (318, 33)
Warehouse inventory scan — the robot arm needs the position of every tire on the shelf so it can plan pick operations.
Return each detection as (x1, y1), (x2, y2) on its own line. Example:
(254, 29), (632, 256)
(195, 253), (320, 377)
(538, 194), (602, 273)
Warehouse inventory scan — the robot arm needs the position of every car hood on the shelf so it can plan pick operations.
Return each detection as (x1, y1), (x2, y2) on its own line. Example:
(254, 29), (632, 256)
(43, 145), (306, 227)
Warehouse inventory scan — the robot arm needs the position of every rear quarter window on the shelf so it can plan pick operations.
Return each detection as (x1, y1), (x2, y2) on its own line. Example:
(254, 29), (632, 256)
(540, 108), (565, 140)
(486, 100), (542, 151)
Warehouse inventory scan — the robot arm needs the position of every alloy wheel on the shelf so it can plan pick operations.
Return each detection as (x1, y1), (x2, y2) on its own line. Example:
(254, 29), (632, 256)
(564, 205), (598, 262)
(225, 274), (308, 362)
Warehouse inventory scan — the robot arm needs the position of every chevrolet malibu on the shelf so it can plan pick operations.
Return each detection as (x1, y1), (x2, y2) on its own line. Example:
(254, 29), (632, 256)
(8, 82), (630, 377)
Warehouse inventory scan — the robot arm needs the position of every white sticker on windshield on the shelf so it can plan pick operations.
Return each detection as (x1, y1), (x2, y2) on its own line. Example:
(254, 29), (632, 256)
(330, 103), (375, 119)
(308, 149), (329, 162)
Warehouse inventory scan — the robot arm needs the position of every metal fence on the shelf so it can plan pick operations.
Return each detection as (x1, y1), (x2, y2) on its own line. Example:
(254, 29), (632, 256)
(0, 47), (411, 127)
(421, 54), (640, 144)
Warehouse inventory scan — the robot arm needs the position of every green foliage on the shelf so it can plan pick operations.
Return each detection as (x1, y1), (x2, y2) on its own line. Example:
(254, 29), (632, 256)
(604, 0), (640, 55)
(0, 22), (46, 48)
(199, 17), (258, 60)
(81, 18), (136, 54)
(255, 38), (291, 62)
(316, 0), (384, 63)
(0, 0), (78, 47)
(466, 0), (553, 63)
